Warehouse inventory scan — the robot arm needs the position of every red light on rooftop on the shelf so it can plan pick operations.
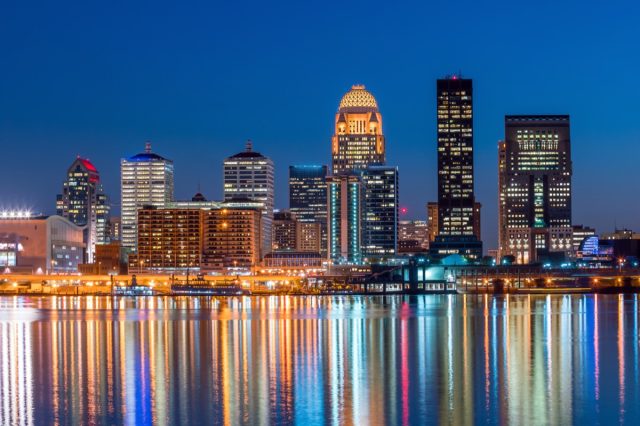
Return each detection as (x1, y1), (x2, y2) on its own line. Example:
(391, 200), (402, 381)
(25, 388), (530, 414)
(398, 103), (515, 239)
(400, 207), (408, 215)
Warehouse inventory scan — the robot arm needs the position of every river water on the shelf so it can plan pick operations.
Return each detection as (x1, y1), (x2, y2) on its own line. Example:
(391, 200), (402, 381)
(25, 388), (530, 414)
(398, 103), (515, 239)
(0, 294), (638, 425)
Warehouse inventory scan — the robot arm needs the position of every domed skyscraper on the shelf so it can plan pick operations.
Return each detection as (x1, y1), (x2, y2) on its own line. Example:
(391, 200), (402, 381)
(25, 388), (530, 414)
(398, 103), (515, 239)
(327, 85), (398, 264)
(331, 85), (385, 174)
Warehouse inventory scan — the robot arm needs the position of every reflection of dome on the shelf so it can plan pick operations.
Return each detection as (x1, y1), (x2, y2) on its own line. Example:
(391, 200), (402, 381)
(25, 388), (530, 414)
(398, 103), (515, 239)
(338, 85), (379, 113)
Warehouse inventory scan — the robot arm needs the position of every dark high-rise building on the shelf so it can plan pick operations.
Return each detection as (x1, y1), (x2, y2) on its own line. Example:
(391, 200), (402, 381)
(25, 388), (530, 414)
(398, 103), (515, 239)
(332, 85), (385, 175)
(360, 166), (399, 259)
(56, 157), (110, 263)
(499, 115), (572, 264)
(289, 165), (328, 255)
(432, 76), (481, 259)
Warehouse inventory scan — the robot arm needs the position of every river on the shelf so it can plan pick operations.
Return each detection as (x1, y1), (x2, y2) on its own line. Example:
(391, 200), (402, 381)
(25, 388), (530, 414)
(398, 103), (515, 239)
(0, 294), (637, 425)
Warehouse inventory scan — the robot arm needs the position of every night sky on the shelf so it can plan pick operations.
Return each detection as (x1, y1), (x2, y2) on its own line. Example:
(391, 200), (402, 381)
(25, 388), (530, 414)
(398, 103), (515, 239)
(1, 0), (639, 250)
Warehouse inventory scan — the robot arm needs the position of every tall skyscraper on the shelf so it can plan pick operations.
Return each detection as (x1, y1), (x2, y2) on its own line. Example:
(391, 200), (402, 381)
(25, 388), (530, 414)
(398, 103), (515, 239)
(327, 175), (362, 264)
(120, 143), (174, 251)
(56, 157), (110, 262)
(328, 84), (399, 264)
(289, 165), (328, 255)
(360, 166), (399, 258)
(332, 85), (385, 174)
(432, 76), (482, 259)
(499, 115), (573, 263)
(223, 141), (274, 255)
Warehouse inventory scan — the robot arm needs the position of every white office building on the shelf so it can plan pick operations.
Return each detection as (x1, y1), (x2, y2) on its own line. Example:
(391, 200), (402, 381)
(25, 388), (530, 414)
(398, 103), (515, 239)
(223, 141), (274, 255)
(120, 142), (174, 251)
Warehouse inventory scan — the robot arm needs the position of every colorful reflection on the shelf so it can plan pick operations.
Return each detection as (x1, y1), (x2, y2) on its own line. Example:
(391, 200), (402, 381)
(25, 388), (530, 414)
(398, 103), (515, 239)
(0, 294), (639, 425)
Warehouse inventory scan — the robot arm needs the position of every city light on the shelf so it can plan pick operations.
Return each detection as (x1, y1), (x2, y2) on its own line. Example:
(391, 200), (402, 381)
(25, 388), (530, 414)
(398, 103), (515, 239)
(0, 210), (32, 219)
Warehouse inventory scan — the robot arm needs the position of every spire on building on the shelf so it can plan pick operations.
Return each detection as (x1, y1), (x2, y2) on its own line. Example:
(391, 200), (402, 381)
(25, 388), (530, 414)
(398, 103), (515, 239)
(245, 139), (253, 152)
(145, 141), (152, 153)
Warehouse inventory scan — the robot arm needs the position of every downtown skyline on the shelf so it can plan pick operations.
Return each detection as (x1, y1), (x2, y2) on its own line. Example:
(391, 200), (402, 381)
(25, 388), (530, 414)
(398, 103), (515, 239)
(2, 1), (640, 251)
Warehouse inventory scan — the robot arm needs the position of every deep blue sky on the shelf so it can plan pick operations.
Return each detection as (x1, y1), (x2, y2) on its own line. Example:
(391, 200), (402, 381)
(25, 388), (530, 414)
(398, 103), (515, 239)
(1, 0), (639, 250)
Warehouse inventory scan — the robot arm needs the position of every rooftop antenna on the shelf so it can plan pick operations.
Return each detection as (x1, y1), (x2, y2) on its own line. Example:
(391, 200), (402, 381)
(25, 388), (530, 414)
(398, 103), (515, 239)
(145, 141), (152, 153)
(245, 139), (253, 152)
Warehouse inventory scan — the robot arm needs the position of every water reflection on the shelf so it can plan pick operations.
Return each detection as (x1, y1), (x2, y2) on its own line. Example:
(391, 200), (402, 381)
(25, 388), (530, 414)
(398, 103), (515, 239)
(0, 295), (638, 425)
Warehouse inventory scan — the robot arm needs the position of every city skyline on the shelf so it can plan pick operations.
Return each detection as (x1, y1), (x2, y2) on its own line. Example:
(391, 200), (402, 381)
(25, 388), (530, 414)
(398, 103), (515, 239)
(2, 1), (640, 251)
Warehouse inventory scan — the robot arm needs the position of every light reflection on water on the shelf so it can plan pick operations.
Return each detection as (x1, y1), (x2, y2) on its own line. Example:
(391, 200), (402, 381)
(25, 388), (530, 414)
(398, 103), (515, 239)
(0, 294), (638, 425)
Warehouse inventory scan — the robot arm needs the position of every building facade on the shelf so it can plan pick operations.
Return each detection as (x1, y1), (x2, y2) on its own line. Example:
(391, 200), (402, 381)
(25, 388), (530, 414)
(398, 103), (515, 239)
(289, 165), (328, 255)
(426, 202), (439, 243)
(499, 115), (573, 263)
(121, 143), (174, 251)
(223, 141), (274, 256)
(130, 207), (202, 273)
(327, 175), (362, 264)
(297, 222), (322, 253)
(332, 85), (385, 175)
(0, 214), (84, 273)
(272, 210), (323, 254)
(108, 216), (121, 241)
(572, 225), (597, 254)
(129, 203), (262, 273)
(272, 211), (298, 251)
(201, 207), (262, 271)
(399, 220), (429, 253)
(56, 157), (110, 262)
(360, 166), (399, 259)
(434, 76), (481, 258)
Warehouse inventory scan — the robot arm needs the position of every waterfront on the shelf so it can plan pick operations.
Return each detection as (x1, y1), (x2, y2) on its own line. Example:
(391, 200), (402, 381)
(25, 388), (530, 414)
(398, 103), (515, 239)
(0, 295), (639, 425)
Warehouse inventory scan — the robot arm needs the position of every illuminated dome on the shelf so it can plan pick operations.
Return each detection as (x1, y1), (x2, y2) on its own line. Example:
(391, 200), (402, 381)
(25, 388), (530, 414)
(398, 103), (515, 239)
(338, 85), (379, 113)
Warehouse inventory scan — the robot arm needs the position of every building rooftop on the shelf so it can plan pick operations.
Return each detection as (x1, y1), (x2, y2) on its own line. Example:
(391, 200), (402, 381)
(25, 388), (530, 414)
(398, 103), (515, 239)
(125, 142), (172, 163)
(76, 157), (98, 172)
(338, 85), (379, 113)
(227, 140), (268, 160)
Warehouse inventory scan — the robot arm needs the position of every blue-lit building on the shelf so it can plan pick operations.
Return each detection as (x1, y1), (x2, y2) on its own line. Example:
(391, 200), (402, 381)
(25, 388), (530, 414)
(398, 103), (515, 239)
(360, 166), (399, 260)
(327, 175), (362, 264)
(289, 165), (328, 255)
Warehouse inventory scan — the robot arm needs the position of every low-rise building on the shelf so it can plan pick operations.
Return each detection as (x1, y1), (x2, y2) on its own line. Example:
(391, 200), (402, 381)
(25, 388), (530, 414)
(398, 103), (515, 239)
(262, 251), (323, 269)
(0, 213), (84, 273)
(128, 202), (262, 273)
(201, 207), (262, 271)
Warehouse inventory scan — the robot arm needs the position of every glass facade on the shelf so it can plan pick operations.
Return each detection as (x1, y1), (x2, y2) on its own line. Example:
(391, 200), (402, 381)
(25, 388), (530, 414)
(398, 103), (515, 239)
(327, 175), (362, 264)
(360, 166), (399, 259)
(289, 165), (327, 255)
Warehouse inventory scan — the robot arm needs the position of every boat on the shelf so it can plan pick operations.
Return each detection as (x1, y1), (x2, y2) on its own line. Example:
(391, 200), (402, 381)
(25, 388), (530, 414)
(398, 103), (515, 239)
(112, 275), (155, 296)
(170, 274), (249, 296)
